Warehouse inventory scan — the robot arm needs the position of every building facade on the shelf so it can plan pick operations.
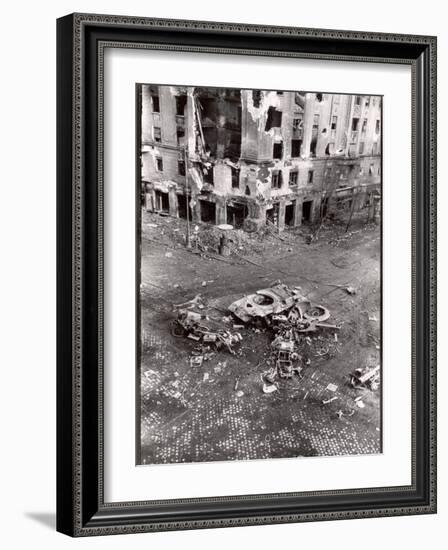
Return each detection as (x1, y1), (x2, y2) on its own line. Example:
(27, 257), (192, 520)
(140, 85), (381, 231)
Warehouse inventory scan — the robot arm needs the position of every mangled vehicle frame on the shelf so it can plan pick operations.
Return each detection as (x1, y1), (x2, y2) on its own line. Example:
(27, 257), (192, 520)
(229, 284), (339, 383)
(228, 283), (332, 332)
(171, 283), (340, 385)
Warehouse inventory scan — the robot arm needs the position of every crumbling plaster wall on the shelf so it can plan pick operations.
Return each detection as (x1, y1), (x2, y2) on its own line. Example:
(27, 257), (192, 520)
(141, 85), (382, 231)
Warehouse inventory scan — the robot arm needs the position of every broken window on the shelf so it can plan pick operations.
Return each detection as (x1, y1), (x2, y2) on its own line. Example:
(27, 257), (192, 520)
(365, 96), (370, 107)
(361, 118), (368, 134)
(199, 97), (218, 126)
(265, 107), (282, 131)
(355, 95), (362, 105)
(152, 95), (160, 113)
(175, 95), (187, 116)
(316, 93), (323, 102)
(307, 170), (314, 184)
(291, 139), (301, 157)
(224, 131), (242, 160)
(350, 117), (360, 142)
(156, 157), (163, 172)
(203, 127), (218, 157)
(271, 170), (282, 189)
(292, 116), (303, 139)
(177, 129), (185, 147)
(203, 166), (214, 185)
(196, 90), (242, 161)
(153, 126), (161, 142)
(359, 142), (365, 155)
(245, 185), (251, 196)
(375, 119), (380, 134)
(294, 92), (305, 109)
(369, 163), (374, 175)
(252, 90), (262, 108)
(289, 170), (298, 186)
(310, 114), (319, 156)
(231, 167), (240, 188)
(273, 141), (283, 160)
(178, 160), (185, 176)
(330, 115), (337, 139)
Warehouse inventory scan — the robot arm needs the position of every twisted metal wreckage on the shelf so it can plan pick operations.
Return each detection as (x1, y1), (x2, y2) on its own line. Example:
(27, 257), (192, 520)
(170, 283), (368, 390)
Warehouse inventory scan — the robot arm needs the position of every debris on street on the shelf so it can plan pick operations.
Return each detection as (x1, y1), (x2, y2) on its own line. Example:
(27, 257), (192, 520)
(140, 182), (382, 464)
(322, 396), (338, 405)
(189, 355), (203, 368)
(350, 365), (380, 390)
(172, 308), (242, 354)
(227, 283), (341, 386)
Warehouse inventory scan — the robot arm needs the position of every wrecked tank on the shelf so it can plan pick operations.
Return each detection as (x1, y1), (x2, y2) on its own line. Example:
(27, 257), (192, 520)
(228, 283), (331, 326)
(228, 284), (303, 323)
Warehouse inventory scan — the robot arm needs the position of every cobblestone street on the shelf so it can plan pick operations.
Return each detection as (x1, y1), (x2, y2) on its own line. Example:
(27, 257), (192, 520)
(139, 211), (381, 464)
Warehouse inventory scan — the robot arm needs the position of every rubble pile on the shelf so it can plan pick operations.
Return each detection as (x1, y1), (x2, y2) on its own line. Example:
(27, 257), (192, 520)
(145, 211), (303, 258)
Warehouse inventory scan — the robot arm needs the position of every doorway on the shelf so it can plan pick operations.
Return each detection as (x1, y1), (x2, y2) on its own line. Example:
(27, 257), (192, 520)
(226, 203), (247, 228)
(155, 190), (169, 212)
(302, 200), (312, 222)
(285, 202), (295, 226)
(200, 200), (216, 223)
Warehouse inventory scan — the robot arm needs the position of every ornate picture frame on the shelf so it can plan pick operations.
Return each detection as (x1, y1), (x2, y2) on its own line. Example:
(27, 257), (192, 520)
(56, 13), (437, 536)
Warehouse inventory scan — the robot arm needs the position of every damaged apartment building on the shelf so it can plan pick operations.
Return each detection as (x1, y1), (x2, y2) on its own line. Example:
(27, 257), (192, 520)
(140, 85), (382, 232)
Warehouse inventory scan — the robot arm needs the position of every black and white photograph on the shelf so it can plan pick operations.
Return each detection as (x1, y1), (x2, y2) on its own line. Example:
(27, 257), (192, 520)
(138, 85), (382, 465)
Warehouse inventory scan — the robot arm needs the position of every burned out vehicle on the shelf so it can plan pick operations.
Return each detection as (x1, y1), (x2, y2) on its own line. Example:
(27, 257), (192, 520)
(228, 283), (331, 329)
(228, 284), (339, 383)
(171, 309), (242, 354)
(228, 284), (303, 323)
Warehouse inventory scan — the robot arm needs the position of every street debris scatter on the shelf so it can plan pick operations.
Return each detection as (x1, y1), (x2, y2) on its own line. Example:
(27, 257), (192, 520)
(172, 308), (242, 355)
(139, 203), (382, 464)
(172, 283), (353, 395)
(350, 365), (380, 391)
